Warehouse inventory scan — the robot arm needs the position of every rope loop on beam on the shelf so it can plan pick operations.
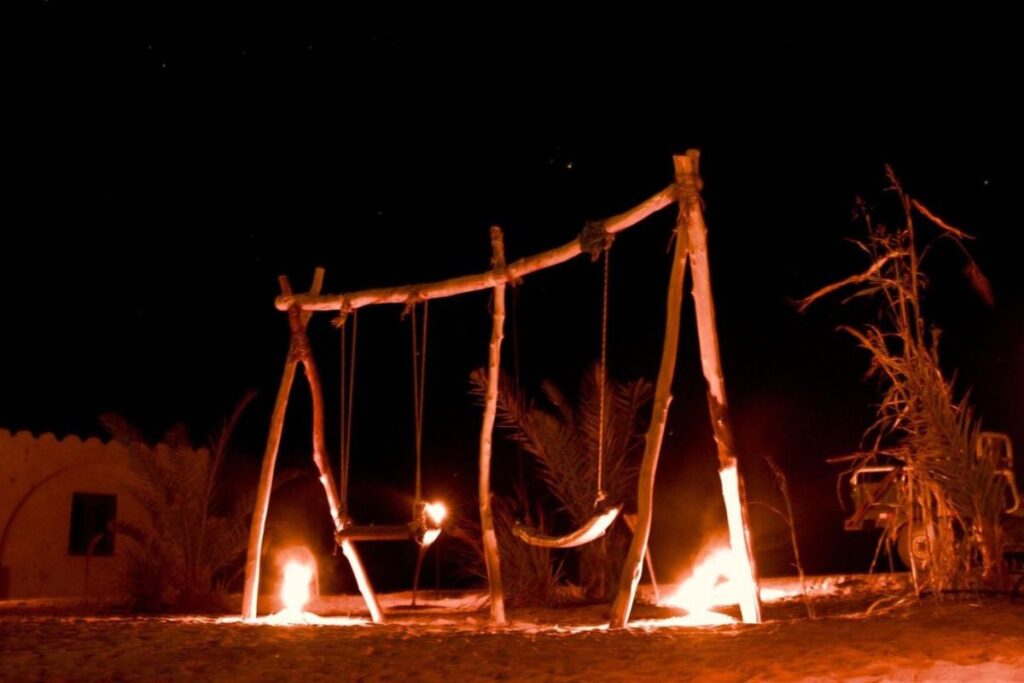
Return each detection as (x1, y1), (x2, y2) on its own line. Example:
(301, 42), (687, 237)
(402, 290), (425, 319)
(676, 153), (704, 212)
(331, 299), (353, 328)
(580, 219), (614, 261)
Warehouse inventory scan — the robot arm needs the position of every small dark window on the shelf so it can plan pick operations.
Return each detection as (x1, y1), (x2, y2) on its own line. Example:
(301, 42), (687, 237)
(68, 493), (117, 556)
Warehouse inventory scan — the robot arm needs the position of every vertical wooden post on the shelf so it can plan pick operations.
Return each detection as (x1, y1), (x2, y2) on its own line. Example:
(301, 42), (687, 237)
(241, 271), (324, 621)
(685, 150), (762, 624)
(479, 225), (507, 624)
(609, 154), (692, 628)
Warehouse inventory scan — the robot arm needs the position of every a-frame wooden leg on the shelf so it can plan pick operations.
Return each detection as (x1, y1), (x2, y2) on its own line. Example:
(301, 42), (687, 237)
(609, 154), (692, 628)
(684, 152), (762, 624)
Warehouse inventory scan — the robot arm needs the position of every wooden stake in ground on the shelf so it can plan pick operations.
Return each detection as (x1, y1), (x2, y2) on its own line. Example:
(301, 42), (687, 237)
(478, 226), (507, 624)
(609, 154), (693, 628)
(242, 270), (323, 621)
(685, 151), (762, 624)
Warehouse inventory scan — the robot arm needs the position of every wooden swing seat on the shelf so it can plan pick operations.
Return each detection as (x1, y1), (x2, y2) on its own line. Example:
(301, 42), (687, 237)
(334, 523), (417, 543)
(512, 504), (622, 549)
(334, 499), (445, 546)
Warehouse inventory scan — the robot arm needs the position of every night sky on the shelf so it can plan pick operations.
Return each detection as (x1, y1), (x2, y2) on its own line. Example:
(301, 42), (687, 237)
(6, 2), (1021, 584)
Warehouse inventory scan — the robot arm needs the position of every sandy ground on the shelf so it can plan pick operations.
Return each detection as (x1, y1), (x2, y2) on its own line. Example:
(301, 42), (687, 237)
(2, 578), (1024, 682)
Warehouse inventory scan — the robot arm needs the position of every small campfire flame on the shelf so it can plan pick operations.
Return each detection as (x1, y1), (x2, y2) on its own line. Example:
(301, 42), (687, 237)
(265, 551), (318, 625)
(281, 561), (314, 615)
(661, 541), (796, 625)
(420, 500), (448, 546)
(660, 545), (744, 625)
(424, 501), (447, 526)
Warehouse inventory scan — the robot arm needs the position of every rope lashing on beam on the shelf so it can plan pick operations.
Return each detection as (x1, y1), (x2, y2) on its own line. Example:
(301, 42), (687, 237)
(402, 290), (426, 319)
(580, 219), (614, 261)
(332, 300), (354, 329)
(286, 323), (313, 363)
(676, 154), (704, 212)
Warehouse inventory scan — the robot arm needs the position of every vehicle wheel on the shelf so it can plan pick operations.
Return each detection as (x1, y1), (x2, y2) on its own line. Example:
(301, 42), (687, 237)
(897, 524), (931, 571)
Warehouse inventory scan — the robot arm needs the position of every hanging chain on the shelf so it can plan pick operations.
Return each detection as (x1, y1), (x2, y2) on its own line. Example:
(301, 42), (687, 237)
(596, 247), (610, 503)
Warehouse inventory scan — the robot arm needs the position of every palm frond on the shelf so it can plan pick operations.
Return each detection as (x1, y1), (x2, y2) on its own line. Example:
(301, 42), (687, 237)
(101, 392), (258, 612)
(470, 362), (652, 600)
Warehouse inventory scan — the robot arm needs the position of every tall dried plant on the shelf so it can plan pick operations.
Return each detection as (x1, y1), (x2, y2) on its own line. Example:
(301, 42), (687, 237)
(800, 167), (1005, 592)
(470, 364), (652, 600)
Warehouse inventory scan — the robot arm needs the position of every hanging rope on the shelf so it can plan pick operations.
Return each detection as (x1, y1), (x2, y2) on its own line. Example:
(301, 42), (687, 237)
(410, 301), (429, 503)
(340, 316), (346, 504)
(595, 247), (610, 503)
(513, 242), (620, 548)
(333, 302), (445, 549)
(338, 310), (358, 509)
(510, 283), (528, 503)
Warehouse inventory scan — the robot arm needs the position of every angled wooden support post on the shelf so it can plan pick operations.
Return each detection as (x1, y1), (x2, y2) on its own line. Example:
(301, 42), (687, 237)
(289, 275), (384, 624)
(622, 513), (661, 603)
(478, 225), (507, 624)
(609, 153), (692, 628)
(242, 269), (384, 624)
(684, 151), (762, 624)
(242, 269), (324, 621)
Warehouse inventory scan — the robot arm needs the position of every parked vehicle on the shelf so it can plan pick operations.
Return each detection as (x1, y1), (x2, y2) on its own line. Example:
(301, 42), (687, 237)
(837, 432), (1023, 570)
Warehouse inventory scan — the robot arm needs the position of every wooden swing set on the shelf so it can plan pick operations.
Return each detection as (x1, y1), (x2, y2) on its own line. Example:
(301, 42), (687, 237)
(241, 150), (763, 627)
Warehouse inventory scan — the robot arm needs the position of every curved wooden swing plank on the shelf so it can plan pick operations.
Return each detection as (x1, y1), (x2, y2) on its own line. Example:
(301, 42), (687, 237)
(512, 504), (622, 549)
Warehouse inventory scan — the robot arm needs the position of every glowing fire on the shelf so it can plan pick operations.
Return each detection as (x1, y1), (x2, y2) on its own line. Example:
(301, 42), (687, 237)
(659, 463), (761, 626)
(424, 501), (447, 526)
(419, 500), (448, 546)
(660, 546), (743, 625)
(661, 541), (795, 625)
(281, 561), (314, 616)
